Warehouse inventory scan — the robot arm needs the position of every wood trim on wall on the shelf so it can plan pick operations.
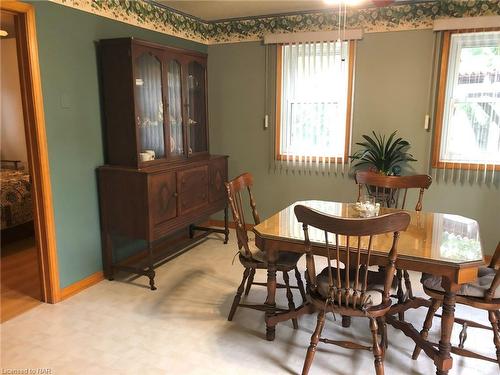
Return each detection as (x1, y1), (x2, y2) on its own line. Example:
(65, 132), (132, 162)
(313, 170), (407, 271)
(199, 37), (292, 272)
(60, 271), (104, 301)
(431, 30), (450, 169)
(344, 40), (355, 161)
(432, 28), (500, 172)
(274, 41), (355, 163)
(1, 1), (61, 303)
(274, 44), (283, 161)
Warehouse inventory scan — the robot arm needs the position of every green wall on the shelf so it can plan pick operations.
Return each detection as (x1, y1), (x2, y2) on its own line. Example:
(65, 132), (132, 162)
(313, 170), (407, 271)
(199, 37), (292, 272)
(208, 31), (500, 255)
(31, 2), (206, 288)
(27, 1), (499, 290)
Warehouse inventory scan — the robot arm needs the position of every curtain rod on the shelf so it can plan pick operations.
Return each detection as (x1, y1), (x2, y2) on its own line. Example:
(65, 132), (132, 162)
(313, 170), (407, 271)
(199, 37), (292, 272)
(263, 29), (363, 44)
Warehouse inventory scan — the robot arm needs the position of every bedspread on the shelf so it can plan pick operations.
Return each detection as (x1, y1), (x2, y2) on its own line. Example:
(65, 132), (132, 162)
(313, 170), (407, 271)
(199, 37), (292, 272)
(1, 169), (33, 230)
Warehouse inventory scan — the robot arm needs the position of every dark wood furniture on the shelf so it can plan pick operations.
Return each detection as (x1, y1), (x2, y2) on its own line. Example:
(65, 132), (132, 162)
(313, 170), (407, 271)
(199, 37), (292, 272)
(225, 173), (306, 326)
(253, 200), (485, 375)
(355, 171), (432, 321)
(99, 38), (210, 167)
(97, 38), (228, 290)
(413, 242), (500, 367)
(1, 160), (22, 170)
(355, 171), (432, 212)
(294, 204), (410, 375)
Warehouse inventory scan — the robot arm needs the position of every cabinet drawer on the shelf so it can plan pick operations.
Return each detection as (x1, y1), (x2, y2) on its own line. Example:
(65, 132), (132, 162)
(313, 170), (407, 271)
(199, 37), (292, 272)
(179, 185), (208, 215)
(178, 166), (208, 193)
(149, 172), (177, 224)
(209, 158), (227, 203)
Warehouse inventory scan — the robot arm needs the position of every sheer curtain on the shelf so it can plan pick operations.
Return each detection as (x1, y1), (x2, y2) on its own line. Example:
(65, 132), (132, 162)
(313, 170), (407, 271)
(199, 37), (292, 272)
(278, 40), (350, 175)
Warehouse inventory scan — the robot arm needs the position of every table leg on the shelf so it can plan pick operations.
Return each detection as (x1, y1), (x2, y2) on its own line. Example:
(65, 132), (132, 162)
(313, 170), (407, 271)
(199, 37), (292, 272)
(147, 242), (156, 291)
(435, 279), (459, 375)
(265, 248), (278, 341)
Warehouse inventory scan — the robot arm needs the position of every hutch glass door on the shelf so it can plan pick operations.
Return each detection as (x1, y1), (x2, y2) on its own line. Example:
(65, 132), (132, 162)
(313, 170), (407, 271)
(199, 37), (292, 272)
(134, 50), (166, 161)
(186, 60), (208, 155)
(167, 59), (184, 157)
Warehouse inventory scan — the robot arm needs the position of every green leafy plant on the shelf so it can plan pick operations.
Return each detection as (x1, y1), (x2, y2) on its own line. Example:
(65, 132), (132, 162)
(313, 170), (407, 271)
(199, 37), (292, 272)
(349, 131), (416, 175)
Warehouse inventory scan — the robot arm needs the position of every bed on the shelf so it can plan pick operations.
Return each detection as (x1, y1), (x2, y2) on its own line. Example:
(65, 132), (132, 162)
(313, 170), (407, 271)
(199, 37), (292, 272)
(1, 166), (33, 230)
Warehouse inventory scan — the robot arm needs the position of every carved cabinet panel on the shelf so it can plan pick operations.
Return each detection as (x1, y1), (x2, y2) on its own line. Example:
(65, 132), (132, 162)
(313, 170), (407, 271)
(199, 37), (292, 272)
(149, 172), (177, 225)
(209, 157), (227, 203)
(178, 165), (208, 193)
(178, 165), (209, 215)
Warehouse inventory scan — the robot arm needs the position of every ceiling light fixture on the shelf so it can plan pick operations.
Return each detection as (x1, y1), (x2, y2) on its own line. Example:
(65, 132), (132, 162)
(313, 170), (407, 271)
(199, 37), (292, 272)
(324, 0), (364, 5)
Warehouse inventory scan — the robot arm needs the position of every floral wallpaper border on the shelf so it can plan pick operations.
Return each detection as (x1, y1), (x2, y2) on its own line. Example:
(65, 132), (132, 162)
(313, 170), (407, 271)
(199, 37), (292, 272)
(51, 0), (500, 45)
(50, 0), (209, 43)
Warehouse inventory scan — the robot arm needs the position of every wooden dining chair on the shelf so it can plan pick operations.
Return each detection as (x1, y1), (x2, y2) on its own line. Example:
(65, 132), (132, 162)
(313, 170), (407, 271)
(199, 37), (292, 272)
(225, 173), (306, 327)
(355, 171), (432, 320)
(294, 204), (410, 375)
(412, 242), (500, 367)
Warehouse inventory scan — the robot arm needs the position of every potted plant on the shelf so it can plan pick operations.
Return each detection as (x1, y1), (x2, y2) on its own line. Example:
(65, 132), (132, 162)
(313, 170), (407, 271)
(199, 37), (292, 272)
(349, 131), (416, 176)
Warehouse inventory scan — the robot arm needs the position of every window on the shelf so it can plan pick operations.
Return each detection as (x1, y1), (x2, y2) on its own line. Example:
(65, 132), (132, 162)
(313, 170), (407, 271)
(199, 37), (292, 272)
(434, 29), (500, 170)
(276, 41), (354, 162)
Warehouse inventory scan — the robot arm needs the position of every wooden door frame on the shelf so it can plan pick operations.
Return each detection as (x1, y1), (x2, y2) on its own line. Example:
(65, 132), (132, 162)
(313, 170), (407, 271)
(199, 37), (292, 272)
(1, 1), (61, 303)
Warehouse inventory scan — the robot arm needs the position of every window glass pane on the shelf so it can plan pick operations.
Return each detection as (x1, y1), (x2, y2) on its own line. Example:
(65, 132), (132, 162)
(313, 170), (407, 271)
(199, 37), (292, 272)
(167, 60), (184, 156)
(280, 41), (349, 158)
(135, 52), (165, 159)
(441, 31), (500, 164)
(187, 61), (208, 154)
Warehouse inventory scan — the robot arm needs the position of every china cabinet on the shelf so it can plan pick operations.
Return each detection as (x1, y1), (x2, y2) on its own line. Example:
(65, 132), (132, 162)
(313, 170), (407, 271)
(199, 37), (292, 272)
(97, 38), (228, 290)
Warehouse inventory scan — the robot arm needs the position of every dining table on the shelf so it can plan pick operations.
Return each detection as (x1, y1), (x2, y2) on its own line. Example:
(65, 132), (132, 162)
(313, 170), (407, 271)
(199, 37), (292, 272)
(253, 200), (485, 375)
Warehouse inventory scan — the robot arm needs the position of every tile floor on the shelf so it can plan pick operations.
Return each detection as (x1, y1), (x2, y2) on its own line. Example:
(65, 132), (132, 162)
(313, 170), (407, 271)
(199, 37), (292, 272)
(1, 231), (498, 374)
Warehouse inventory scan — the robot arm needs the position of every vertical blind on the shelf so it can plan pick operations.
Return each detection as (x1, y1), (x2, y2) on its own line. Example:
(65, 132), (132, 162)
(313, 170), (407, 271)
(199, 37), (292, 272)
(278, 40), (350, 174)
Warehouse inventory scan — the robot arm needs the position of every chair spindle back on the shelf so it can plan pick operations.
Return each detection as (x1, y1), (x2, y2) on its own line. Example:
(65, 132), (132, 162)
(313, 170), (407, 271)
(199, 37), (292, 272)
(225, 173), (260, 257)
(295, 204), (410, 310)
(355, 171), (432, 211)
(489, 242), (500, 270)
(485, 242), (500, 301)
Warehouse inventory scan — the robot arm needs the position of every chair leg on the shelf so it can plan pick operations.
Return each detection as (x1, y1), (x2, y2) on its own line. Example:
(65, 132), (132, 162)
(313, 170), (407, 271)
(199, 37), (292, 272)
(283, 271), (298, 329)
(370, 318), (384, 375)
(342, 315), (352, 328)
(412, 298), (441, 360)
(377, 316), (388, 351)
(403, 269), (413, 299)
(302, 311), (326, 375)
(228, 267), (250, 321)
(488, 310), (500, 367)
(244, 268), (255, 296)
(396, 269), (405, 321)
(458, 322), (468, 349)
(295, 266), (307, 303)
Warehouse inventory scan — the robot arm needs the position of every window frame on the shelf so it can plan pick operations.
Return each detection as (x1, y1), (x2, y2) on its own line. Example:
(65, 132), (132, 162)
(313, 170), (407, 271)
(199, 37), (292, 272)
(432, 28), (500, 171)
(275, 40), (355, 163)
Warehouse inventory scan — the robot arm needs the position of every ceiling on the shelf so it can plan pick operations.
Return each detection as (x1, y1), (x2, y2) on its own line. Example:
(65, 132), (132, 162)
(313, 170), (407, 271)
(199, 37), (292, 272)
(157, 0), (410, 21)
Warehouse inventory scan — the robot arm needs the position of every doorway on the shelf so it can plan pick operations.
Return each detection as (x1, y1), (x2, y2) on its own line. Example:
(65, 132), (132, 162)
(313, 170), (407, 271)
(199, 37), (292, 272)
(0, 10), (42, 321)
(0, 2), (60, 316)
